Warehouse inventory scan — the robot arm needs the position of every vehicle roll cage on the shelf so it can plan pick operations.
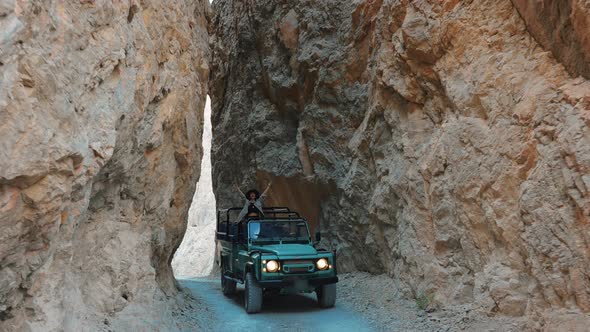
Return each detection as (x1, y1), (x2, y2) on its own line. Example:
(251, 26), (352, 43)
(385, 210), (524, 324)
(216, 206), (306, 242)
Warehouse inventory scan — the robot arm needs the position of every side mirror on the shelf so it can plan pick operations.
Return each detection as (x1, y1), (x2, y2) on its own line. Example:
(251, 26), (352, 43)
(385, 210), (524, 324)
(315, 231), (321, 242)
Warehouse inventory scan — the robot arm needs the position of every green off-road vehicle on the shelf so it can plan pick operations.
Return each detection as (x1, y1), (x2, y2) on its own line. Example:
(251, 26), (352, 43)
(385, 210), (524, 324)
(215, 207), (338, 313)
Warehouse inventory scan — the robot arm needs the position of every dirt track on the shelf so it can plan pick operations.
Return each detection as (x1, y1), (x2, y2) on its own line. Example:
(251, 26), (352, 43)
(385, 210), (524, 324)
(179, 277), (374, 332)
(179, 273), (529, 332)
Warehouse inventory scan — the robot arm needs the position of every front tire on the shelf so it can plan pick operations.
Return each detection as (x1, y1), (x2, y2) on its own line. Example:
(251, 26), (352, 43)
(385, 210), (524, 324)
(245, 272), (262, 313)
(317, 283), (336, 308)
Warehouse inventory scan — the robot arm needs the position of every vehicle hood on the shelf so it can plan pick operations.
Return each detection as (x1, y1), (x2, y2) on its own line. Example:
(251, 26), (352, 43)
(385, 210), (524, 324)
(250, 244), (318, 258)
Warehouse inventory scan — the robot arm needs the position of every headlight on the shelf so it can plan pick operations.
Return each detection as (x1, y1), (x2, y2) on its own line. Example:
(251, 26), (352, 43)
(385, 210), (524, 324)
(316, 258), (329, 270)
(266, 260), (279, 273)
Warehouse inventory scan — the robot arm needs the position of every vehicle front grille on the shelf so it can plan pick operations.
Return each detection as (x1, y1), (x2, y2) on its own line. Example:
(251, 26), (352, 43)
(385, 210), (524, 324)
(282, 260), (314, 274)
(282, 260), (313, 265)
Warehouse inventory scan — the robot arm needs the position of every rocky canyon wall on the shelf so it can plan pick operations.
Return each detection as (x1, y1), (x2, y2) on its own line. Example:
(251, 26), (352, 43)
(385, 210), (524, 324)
(210, 0), (590, 328)
(512, 0), (590, 79)
(0, 0), (209, 330)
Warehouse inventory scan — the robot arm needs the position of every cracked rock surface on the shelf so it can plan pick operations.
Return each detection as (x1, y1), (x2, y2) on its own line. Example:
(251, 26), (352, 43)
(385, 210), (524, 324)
(210, 0), (590, 328)
(0, 0), (209, 330)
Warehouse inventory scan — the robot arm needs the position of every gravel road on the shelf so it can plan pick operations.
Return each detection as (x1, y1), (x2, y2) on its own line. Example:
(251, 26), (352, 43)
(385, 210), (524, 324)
(179, 278), (375, 332)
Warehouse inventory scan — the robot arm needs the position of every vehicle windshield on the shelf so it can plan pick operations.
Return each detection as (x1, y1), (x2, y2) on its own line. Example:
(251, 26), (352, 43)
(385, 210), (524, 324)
(249, 220), (311, 244)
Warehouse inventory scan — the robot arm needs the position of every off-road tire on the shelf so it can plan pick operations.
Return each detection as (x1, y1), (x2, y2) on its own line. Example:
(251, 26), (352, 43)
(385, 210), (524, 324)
(221, 273), (236, 296)
(245, 272), (262, 313)
(317, 283), (336, 308)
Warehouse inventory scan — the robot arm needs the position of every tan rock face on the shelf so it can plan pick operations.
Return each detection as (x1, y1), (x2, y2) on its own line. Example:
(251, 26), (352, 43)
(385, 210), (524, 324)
(0, 0), (209, 330)
(210, 0), (590, 326)
(512, 0), (590, 79)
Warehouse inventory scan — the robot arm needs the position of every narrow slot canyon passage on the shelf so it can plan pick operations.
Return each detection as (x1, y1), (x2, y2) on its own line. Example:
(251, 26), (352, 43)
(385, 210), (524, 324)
(172, 96), (216, 278)
(1, 0), (590, 331)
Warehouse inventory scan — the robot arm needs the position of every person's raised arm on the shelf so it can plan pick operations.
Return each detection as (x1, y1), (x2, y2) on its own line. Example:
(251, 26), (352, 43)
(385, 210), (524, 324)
(235, 183), (245, 198)
(261, 181), (272, 197)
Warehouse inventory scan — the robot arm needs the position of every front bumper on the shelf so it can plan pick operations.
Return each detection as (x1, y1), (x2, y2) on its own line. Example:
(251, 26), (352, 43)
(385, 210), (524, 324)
(258, 276), (338, 289)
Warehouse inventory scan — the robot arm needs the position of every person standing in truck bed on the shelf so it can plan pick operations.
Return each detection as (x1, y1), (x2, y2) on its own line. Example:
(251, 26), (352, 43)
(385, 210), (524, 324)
(235, 181), (272, 221)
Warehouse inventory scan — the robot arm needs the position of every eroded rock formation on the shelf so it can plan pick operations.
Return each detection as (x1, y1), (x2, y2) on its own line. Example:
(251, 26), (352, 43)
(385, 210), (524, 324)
(0, 0), (209, 330)
(512, 0), (590, 79)
(210, 0), (590, 328)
